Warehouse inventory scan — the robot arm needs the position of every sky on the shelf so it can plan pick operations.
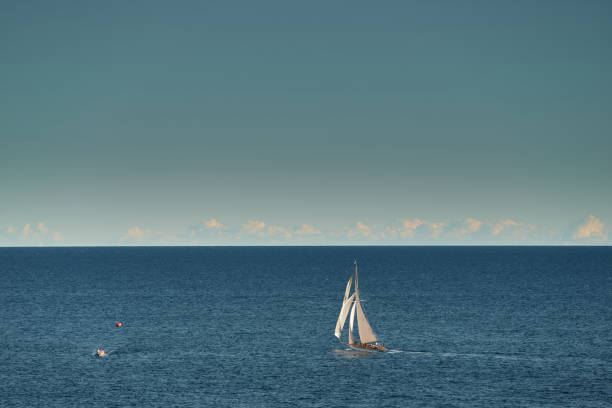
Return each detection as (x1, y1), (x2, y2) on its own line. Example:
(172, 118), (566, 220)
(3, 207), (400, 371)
(1, 1), (610, 246)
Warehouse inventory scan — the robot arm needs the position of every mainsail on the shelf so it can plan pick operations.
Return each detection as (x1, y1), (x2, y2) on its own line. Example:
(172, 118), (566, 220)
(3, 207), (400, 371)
(334, 293), (355, 338)
(355, 297), (378, 344)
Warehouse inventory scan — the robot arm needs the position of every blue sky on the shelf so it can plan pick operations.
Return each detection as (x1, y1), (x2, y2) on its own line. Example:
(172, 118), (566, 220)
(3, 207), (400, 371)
(1, 1), (610, 245)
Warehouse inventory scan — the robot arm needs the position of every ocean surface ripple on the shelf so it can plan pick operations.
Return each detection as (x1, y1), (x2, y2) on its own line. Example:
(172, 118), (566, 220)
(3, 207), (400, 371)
(1, 246), (611, 407)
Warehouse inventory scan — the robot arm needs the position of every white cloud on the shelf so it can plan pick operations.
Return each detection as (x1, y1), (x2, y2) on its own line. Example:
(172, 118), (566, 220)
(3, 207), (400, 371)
(346, 222), (380, 239)
(13, 221), (64, 244)
(205, 218), (225, 230)
(186, 218), (228, 240)
(242, 220), (266, 236)
(399, 218), (423, 238)
(124, 226), (146, 241)
(120, 226), (176, 244)
(0, 215), (596, 246)
(267, 225), (292, 239)
(121, 226), (166, 243)
(459, 218), (483, 234)
(391, 218), (446, 239)
(238, 221), (321, 240)
(428, 222), (446, 238)
(573, 215), (606, 240)
(385, 226), (398, 238)
(491, 219), (537, 241)
(492, 219), (520, 235)
(295, 224), (321, 236)
(356, 222), (372, 236)
(443, 218), (486, 239)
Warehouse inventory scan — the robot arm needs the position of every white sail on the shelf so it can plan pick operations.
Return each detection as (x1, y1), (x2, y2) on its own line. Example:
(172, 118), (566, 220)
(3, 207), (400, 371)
(334, 293), (355, 338)
(343, 276), (353, 302)
(334, 261), (384, 350)
(348, 300), (356, 344)
(355, 297), (378, 344)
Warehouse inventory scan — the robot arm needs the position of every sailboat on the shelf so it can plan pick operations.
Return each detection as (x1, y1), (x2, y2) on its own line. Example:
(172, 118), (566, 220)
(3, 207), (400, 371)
(334, 261), (387, 352)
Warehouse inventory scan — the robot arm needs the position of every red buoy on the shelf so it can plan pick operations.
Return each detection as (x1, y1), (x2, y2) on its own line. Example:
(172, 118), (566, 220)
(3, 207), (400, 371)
(116, 322), (122, 327)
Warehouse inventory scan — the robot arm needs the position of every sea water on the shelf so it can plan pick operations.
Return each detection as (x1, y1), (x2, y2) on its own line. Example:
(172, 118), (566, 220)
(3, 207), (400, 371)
(1, 246), (611, 407)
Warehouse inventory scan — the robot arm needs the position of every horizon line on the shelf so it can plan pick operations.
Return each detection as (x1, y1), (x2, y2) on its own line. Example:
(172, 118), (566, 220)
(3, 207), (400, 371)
(1, 244), (611, 248)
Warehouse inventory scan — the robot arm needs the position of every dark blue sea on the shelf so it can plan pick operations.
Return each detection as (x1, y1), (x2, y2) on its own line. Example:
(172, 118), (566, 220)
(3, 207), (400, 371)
(1, 247), (611, 407)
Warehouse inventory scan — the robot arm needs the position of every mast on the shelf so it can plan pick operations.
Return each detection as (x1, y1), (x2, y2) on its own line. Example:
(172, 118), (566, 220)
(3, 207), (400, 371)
(353, 260), (378, 344)
(354, 260), (359, 295)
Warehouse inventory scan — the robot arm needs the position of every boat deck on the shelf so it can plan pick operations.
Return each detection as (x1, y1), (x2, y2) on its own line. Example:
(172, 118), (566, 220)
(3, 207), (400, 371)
(344, 342), (387, 353)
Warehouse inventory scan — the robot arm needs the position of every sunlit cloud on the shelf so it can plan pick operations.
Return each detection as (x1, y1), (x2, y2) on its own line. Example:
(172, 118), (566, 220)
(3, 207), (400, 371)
(390, 218), (446, 240)
(345, 222), (381, 239)
(267, 225), (292, 239)
(399, 218), (423, 238)
(295, 224), (321, 236)
(205, 218), (225, 230)
(442, 218), (487, 240)
(1, 215), (603, 246)
(490, 219), (536, 241)
(437, 217), (540, 242)
(428, 222), (446, 238)
(12, 221), (64, 244)
(121, 226), (163, 242)
(187, 218), (228, 240)
(242, 220), (266, 236)
(122, 226), (148, 241)
(120, 226), (177, 245)
(346, 222), (370, 238)
(385, 226), (398, 238)
(237, 221), (323, 241)
(492, 219), (520, 235)
(459, 218), (483, 234)
(573, 215), (606, 240)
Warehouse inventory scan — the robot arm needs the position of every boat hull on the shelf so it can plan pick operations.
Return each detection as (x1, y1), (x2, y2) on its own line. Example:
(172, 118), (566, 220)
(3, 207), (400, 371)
(343, 342), (387, 353)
